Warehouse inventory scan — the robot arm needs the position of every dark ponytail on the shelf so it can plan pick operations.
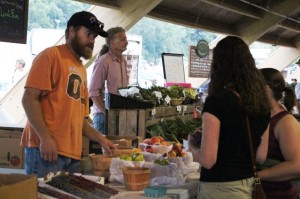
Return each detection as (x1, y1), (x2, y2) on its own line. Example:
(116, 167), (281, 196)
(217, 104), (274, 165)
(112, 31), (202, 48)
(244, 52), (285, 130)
(283, 86), (296, 112)
(99, 44), (109, 57)
(260, 68), (296, 113)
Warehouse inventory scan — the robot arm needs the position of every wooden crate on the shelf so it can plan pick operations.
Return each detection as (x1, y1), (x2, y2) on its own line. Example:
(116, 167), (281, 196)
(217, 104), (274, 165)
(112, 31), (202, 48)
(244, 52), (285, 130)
(144, 104), (197, 127)
(105, 104), (198, 139)
(106, 109), (146, 138)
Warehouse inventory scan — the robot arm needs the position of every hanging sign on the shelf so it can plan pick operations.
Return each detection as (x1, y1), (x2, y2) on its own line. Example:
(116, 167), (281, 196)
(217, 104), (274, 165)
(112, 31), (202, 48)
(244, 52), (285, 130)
(189, 46), (212, 78)
(0, 0), (29, 44)
(195, 40), (209, 58)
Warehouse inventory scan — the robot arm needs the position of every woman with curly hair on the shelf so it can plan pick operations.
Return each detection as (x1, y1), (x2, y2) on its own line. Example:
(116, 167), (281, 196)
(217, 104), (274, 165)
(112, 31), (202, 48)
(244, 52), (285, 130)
(189, 36), (271, 199)
(259, 68), (300, 199)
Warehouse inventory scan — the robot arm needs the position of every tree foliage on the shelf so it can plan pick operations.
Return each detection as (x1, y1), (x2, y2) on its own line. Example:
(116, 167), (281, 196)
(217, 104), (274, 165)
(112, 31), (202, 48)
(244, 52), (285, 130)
(28, 0), (90, 30)
(28, 0), (217, 63)
(128, 18), (217, 63)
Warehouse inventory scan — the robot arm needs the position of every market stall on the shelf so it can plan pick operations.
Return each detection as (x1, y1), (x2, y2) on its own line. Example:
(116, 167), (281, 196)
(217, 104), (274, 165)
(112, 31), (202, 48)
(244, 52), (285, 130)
(0, 171), (199, 199)
(104, 85), (202, 139)
(0, 83), (202, 198)
(0, 147), (201, 199)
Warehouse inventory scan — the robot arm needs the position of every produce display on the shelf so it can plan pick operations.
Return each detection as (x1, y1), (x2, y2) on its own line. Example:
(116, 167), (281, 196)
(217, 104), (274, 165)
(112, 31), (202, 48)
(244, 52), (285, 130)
(183, 88), (197, 99)
(146, 117), (202, 143)
(168, 143), (186, 158)
(141, 136), (186, 158)
(108, 135), (200, 187)
(141, 136), (172, 153)
(153, 158), (170, 166)
(122, 85), (199, 106)
(120, 152), (144, 161)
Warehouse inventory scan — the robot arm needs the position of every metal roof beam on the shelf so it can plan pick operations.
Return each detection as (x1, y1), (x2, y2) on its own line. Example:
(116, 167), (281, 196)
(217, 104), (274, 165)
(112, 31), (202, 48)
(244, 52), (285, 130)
(279, 20), (300, 34)
(237, 0), (300, 45)
(201, 0), (262, 19)
(258, 35), (294, 47)
(148, 6), (236, 35)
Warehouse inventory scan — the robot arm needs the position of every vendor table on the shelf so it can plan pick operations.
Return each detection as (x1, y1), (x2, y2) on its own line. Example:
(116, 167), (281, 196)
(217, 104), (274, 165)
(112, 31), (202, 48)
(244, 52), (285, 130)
(0, 168), (200, 199)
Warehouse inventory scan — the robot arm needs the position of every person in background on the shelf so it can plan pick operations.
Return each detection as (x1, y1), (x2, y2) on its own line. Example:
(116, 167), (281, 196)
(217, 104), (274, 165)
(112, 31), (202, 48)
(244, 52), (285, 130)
(296, 58), (300, 67)
(88, 44), (110, 113)
(188, 36), (271, 199)
(294, 59), (300, 115)
(89, 27), (129, 134)
(291, 78), (297, 89)
(295, 82), (300, 115)
(12, 59), (26, 83)
(20, 11), (116, 178)
(258, 68), (300, 199)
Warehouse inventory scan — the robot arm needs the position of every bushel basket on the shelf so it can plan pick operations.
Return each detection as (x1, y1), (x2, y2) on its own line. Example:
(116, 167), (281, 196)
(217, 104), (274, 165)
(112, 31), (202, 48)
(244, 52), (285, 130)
(122, 167), (150, 191)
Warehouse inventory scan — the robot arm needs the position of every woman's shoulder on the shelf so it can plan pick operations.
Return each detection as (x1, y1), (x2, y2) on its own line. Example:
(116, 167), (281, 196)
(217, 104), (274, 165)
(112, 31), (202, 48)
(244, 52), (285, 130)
(271, 111), (291, 124)
(276, 112), (299, 126)
(274, 111), (300, 135)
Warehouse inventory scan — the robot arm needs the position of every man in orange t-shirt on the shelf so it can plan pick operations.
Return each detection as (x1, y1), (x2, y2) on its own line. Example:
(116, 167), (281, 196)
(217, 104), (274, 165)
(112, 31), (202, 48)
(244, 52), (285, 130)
(21, 11), (116, 178)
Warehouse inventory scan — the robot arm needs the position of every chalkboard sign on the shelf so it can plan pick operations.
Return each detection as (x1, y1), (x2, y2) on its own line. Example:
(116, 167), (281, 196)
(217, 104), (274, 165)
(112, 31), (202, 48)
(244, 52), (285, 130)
(189, 46), (212, 78)
(0, 0), (29, 44)
(161, 53), (185, 83)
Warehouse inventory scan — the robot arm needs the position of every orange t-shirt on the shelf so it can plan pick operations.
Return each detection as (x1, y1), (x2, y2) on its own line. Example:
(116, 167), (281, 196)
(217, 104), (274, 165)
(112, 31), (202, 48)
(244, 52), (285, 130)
(20, 45), (89, 160)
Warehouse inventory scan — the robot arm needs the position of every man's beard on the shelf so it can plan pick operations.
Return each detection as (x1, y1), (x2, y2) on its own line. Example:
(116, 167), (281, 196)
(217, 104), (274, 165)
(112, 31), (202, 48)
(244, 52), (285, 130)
(71, 33), (94, 59)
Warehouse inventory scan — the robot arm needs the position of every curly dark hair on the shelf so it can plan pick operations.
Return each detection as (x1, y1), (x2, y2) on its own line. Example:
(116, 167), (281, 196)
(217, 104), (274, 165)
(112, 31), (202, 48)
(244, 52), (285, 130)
(208, 36), (270, 115)
(260, 68), (296, 112)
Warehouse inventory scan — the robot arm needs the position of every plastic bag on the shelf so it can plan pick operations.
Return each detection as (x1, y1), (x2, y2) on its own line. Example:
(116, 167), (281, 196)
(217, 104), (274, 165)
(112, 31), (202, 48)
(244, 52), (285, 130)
(168, 153), (200, 176)
(142, 152), (163, 162)
(143, 162), (186, 186)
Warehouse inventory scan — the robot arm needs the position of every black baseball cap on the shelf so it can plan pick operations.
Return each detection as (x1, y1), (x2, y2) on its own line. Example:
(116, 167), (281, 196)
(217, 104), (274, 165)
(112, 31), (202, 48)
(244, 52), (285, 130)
(67, 11), (107, 37)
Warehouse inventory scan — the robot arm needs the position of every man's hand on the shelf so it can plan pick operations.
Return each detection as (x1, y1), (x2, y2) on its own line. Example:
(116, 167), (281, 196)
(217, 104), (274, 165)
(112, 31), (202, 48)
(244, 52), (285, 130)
(100, 137), (117, 155)
(39, 135), (58, 162)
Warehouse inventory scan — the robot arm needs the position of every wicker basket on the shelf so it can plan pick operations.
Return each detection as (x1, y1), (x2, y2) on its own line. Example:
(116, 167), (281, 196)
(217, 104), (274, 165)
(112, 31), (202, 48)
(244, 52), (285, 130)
(170, 99), (184, 106)
(90, 154), (118, 178)
(122, 167), (150, 191)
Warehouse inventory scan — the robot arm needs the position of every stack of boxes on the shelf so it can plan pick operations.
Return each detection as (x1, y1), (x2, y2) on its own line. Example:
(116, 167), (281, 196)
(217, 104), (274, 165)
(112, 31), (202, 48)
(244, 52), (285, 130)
(0, 125), (24, 169)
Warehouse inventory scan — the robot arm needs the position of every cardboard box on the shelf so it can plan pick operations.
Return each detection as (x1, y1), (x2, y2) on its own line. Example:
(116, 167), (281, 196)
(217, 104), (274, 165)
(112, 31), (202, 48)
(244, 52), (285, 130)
(0, 128), (24, 169)
(87, 136), (142, 155)
(106, 135), (142, 148)
(0, 174), (38, 199)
